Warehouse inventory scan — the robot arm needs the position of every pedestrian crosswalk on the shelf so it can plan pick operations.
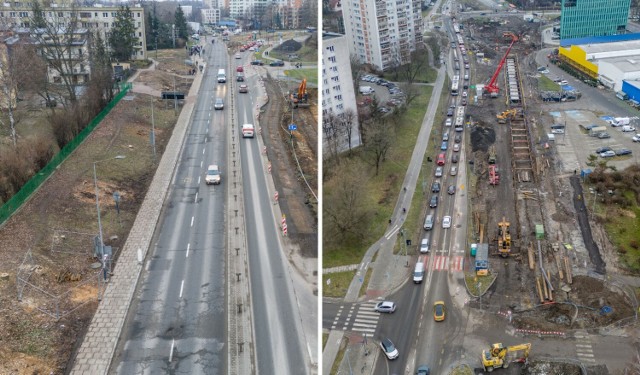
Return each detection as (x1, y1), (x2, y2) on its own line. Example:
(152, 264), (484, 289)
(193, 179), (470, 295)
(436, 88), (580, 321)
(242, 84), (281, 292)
(331, 300), (382, 334)
(425, 255), (465, 272)
(574, 330), (596, 363)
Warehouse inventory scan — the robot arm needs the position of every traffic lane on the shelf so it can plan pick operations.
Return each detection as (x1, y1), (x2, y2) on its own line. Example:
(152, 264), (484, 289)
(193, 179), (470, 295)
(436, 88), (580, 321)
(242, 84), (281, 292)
(373, 269), (425, 374)
(237, 86), (308, 373)
(242, 141), (308, 374)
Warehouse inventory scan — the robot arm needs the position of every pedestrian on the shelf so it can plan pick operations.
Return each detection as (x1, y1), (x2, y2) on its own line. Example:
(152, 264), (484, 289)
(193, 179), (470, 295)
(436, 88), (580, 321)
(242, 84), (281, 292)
(574, 169), (577, 175)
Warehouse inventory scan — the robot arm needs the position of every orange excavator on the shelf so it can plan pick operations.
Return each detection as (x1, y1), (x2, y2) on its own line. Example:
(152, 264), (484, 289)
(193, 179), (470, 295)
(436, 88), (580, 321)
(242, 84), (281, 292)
(290, 78), (310, 108)
(485, 32), (519, 98)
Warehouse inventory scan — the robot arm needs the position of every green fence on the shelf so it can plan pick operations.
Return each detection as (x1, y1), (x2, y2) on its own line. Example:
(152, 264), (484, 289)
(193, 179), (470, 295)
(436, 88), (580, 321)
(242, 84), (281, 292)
(0, 83), (132, 226)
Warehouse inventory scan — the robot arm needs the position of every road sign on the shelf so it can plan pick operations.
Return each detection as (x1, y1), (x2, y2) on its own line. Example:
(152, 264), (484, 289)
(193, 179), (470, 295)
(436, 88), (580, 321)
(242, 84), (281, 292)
(288, 124), (297, 131)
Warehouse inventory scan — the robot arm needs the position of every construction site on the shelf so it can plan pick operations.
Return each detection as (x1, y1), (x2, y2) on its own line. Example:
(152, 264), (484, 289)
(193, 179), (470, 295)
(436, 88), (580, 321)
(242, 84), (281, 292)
(459, 14), (638, 343)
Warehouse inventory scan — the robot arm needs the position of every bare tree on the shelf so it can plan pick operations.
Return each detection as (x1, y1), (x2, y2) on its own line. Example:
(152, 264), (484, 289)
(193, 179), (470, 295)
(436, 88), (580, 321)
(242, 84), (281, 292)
(342, 108), (358, 153)
(322, 111), (340, 162)
(363, 116), (393, 175)
(29, 4), (89, 107)
(323, 161), (371, 244)
(299, 0), (318, 28)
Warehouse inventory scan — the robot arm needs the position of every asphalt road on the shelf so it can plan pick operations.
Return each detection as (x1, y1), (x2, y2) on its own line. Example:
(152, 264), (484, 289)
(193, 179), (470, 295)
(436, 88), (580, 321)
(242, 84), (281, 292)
(110, 41), (229, 374)
(237, 57), (311, 374)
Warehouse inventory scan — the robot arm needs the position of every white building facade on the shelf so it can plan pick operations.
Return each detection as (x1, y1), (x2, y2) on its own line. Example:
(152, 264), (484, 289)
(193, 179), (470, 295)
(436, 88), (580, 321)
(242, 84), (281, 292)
(201, 8), (221, 25)
(322, 32), (361, 154)
(341, 0), (423, 71)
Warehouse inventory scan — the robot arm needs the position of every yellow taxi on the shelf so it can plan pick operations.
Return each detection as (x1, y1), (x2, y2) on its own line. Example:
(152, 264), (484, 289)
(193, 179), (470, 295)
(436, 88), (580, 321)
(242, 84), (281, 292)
(433, 301), (445, 322)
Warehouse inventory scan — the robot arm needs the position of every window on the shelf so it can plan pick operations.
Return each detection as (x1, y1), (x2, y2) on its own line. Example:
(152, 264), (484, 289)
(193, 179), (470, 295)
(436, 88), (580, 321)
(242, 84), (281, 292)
(104, 23), (109, 27)
(334, 95), (343, 101)
(19, 11), (28, 17)
(80, 12), (91, 18)
(328, 56), (336, 63)
(94, 12), (98, 17)
(103, 12), (108, 17)
(326, 45), (334, 52)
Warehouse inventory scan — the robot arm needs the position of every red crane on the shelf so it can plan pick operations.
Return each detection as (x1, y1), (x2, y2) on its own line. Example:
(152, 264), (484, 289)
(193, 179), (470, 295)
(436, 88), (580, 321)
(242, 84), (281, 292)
(485, 32), (519, 98)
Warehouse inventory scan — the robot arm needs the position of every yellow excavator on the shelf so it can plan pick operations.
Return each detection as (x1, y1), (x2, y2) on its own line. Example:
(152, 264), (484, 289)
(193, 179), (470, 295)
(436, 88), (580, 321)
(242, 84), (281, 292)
(497, 217), (511, 257)
(482, 343), (531, 372)
(496, 109), (518, 123)
(290, 78), (310, 108)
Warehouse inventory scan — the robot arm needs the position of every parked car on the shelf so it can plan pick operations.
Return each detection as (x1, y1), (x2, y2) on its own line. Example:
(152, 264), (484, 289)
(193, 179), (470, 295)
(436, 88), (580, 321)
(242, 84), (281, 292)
(595, 146), (612, 154)
(616, 148), (632, 156)
(632, 134), (640, 142)
(597, 132), (611, 139)
(600, 150), (616, 158)
(251, 60), (264, 66)
(380, 338), (399, 360)
(269, 60), (285, 66)
(374, 301), (397, 313)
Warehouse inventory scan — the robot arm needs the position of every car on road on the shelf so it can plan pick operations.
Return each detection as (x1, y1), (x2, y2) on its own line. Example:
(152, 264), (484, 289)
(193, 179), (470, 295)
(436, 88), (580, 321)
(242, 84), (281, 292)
(447, 185), (456, 195)
(616, 148), (632, 156)
(416, 365), (431, 375)
(234, 53), (241, 59)
(442, 216), (451, 229)
(214, 98), (224, 110)
(452, 154), (459, 163)
(595, 146), (612, 154)
(236, 66), (244, 72)
(239, 84), (248, 93)
(250, 60), (264, 65)
(453, 143), (460, 152)
(443, 133), (449, 141)
(454, 134), (462, 143)
(236, 73), (245, 82)
(450, 166), (458, 176)
(437, 152), (446, 166)
(269, 60), (285, 66)
(420, 238), (430, 253)
(429, 195), (438, 208)
(597, 132), (611, 139)
(374, 301), (397, 313)
(380, 338), (399, 360)
(433, 301), (446, 321)
(462, 91), (468, 98)
(205, 164), (221, 185)
(447, 106), (455, 116)
(435, 166), (443, 177)
(441, 141), (448, 151)
(600, 150), (616, 158)
(431, 181), (440, 193)
(445, 118), (453, 127)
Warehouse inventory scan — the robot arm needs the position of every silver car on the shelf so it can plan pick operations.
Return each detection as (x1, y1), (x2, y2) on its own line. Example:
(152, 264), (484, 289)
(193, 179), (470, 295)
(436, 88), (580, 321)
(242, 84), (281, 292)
(374, 301), (397, 313)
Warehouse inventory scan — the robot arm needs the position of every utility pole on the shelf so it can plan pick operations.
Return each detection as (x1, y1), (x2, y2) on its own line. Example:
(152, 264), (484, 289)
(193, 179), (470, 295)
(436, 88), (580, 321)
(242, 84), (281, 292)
(173, 24), (176, 49)
(150, 98), (157, 159)
(173, 74), (177, 115)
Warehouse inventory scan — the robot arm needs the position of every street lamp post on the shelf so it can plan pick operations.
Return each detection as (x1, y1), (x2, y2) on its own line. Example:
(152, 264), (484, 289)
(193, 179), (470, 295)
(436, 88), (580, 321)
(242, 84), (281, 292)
(93, 155), (126, 259)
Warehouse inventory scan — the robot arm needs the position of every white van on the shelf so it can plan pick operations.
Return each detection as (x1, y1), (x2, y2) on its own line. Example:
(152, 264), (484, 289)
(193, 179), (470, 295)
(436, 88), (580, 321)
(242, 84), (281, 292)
(217, 69), (226, 83)
(359, 86), (374, 95)
(242, 124), (255, 138)
(621, 125), (636, 132)
(413, 261), (425, 284)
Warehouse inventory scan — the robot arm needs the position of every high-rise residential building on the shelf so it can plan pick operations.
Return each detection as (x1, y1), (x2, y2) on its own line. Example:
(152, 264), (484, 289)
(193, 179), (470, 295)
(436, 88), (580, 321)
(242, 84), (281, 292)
(322, 32), (361, 154)
(202, 8), (221, 25)
(340, 0), (423, 71)
(560, 0), (631, 40)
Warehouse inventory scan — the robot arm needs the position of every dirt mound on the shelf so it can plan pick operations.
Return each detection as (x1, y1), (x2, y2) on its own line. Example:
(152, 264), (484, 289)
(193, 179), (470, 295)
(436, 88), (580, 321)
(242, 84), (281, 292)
(523, 361), (583, 375)
(273, 39), (302, 53)
(470, 124), (496, 152)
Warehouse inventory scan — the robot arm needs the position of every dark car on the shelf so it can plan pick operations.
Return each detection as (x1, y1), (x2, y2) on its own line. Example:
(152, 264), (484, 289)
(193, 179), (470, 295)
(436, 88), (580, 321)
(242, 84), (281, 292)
(616, 148), (632, 156)
(452, 154), (459, 163)
(595, 146), (612, 154)
(429, 195), (438, 208)
(454, 134), (462, 143)
(448, 185), (456, 195)
(447, 106), (455, 116)
(251, 60), (264, 66)
(269, 60), (285, 66)
(237, 74), (245, 82)
(431, 181), (441, 193)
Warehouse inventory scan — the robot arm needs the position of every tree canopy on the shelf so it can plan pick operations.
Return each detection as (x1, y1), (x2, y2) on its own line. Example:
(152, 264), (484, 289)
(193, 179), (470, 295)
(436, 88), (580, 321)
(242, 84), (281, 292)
(109, 6), (138, 62)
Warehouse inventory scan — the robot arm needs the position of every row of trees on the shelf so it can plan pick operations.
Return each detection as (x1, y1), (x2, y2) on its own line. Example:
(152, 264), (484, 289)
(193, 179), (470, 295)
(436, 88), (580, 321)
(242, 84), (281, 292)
(145, 3), (190, 50)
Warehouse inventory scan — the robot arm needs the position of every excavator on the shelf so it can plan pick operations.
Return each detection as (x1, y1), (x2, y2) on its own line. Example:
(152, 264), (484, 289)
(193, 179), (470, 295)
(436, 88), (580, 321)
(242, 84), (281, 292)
(482, 342), (531, 372)
(497, 217), (511, 257)
(485, 32), (519, 98)
(290, 78), (310, 108)
(496, 109), (518, 124)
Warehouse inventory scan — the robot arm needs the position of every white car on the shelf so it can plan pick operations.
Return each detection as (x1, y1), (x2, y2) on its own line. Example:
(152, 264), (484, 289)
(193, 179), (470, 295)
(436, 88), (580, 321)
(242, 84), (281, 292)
(235, 53), (241, 59)
(205, 164), (221, 185)
(420, 238), (430, 253)
(435, 166), (443, 177)
(374, 301), (397, 313)
(453, 143), (460, 152)
(380, 338), (399, 360)
(445, 118), (452, 127)
(442, 216), (452, 228)
(632, 134), (640, 142)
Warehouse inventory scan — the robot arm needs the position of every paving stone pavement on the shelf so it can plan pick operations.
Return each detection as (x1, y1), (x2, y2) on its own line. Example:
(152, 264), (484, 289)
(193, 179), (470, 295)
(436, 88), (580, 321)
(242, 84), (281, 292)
(70, 46), (207, 375)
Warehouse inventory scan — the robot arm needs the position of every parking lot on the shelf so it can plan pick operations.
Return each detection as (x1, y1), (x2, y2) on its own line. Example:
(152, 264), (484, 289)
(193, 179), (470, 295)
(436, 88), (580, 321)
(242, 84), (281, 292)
(358, 74), (406, 114)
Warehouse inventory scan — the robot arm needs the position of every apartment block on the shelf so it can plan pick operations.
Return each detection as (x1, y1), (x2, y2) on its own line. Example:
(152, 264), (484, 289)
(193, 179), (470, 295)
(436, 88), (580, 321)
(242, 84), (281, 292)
(202, 8), (222, 25)
(322, 32), (361, 154)
(0, 4), (146, 60)
(341, 0), (423, 71)
(560, 0), (630, 40)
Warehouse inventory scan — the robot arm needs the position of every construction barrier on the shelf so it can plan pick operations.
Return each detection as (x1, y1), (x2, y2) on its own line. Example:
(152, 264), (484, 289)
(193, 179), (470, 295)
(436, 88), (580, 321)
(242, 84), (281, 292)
(267, 162), (272, 174)
(274, 191), (279, 203)
(515, 328), (565, 337)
